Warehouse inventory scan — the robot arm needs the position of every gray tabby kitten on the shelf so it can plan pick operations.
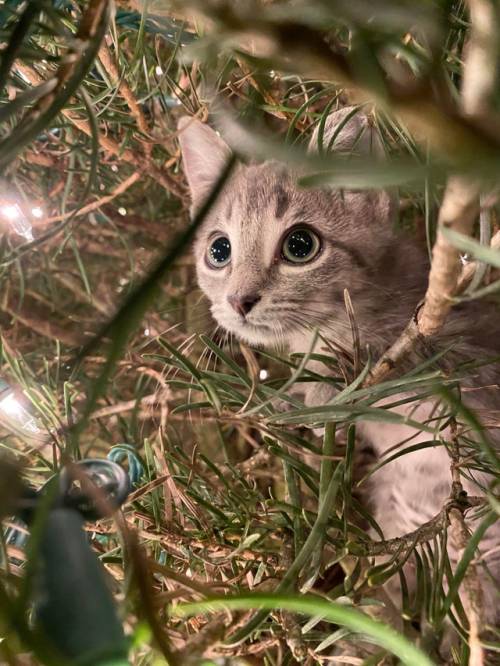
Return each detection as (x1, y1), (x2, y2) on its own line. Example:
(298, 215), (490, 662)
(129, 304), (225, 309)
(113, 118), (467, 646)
(178, 109), (500, 637)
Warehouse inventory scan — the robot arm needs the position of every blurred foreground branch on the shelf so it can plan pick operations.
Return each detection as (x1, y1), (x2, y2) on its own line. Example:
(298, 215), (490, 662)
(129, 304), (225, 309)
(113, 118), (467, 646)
(187, 0), (500, 166)
(364, 0), (499, 387)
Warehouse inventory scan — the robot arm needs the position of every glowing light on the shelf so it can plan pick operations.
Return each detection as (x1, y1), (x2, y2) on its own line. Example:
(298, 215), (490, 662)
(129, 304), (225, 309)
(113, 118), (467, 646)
(1, 204), (21, 221)
(155, 65), (163, 76)
(259, 369), (269, 380)
(31, 207), (43, 218)
(118, 207), (127, 216)
(144, 327), (151, 336)
(0, 391), (40, 434)
(0, 202), (33, 241)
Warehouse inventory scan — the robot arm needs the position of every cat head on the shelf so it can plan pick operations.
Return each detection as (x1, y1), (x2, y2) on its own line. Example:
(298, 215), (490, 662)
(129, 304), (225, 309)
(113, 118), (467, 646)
(178, 109), (404, 349)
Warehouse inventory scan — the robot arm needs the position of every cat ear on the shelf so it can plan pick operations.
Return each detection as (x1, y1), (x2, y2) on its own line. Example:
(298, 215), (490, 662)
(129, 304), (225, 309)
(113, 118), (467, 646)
(178, 117), (232, 207)
(308, 107), (398, 224)
(308, 106), (384, 156)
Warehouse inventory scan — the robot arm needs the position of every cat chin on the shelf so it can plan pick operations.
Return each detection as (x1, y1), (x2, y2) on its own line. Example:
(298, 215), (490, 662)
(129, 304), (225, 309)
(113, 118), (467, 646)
(218, 321), (281, 347)
(211, 307), (286, 347)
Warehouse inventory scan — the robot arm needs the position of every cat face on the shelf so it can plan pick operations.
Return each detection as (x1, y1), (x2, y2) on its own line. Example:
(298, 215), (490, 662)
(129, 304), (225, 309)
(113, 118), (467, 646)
(178, 110), (401, 349)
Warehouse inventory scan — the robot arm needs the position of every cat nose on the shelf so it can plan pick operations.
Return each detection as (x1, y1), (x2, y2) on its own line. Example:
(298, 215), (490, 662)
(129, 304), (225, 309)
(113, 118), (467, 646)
(228, 293), (261, 317)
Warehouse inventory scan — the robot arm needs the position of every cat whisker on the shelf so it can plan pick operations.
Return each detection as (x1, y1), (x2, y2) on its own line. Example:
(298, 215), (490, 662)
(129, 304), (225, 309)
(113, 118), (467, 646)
(158, 292), (207, 316)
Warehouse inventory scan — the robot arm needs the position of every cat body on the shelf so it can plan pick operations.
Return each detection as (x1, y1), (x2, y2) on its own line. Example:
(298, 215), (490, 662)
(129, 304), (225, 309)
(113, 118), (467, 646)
(178, 109), (500, 644)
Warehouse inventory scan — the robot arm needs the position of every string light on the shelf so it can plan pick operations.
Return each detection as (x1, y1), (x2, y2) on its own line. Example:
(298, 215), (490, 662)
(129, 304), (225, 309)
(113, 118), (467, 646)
(0, 189), (43, 241)
(2, 204), (21, 221)
(0, 201), (34, 241)
(0, 382), (40, 435)
(259, 369), (269, 380)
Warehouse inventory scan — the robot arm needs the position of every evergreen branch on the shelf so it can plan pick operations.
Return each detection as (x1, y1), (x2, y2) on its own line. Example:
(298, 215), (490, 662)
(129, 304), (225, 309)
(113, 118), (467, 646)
(0, 0), (111, 170)
(364, 0), (500, 386)
(14, 63), (186, 199)
(185, 0), (500, 165)
(98, 41), (152, 154)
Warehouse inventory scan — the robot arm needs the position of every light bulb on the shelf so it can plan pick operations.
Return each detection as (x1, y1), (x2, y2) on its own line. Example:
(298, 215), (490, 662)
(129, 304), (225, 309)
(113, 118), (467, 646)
(0, 390), (40, 434)
(0, 201), (34, 240)
(1, 204), (20, 220)
(259, 369), (269, 380)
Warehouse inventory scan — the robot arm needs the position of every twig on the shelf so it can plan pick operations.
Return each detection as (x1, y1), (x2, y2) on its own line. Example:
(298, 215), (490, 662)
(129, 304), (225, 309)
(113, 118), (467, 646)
(449, 507), (484, 666)
(37, 171), (141, 227)
(351, 497), (485, 557)
(461, 0), (499, 119)
(30, 0), (109, 117)
(418, 176), (481, 336)
(173, 615), (227, 665)
(98, 42), (152, 154)
(364, 0), (499, 387)
(124, 512), (283, 567)
(51, 273), (112, 316)
(457, 228), (500, 292)
(89, 391), (169, 419)
(15, 64), (186, 199)
(365, 195), (500, 388)
(446, 420), (485, 666)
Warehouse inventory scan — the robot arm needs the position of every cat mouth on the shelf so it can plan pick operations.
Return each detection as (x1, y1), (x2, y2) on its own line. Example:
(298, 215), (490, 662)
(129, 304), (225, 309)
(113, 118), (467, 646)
(221, 315), (280, 345)
(236, 319), (275, 336)
(212, 304), (291, 345)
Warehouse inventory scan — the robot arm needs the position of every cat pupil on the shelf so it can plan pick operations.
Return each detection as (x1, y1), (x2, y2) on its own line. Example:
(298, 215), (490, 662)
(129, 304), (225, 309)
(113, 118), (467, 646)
(283, 228), (319, 263)
(287, 231), (313, 258)
(209, 236), (231, 266)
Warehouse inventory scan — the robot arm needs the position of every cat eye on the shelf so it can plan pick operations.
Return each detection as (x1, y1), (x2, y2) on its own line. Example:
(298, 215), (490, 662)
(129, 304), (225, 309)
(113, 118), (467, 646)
(282, 228), (321, 264)
(207, 235), (231, 268)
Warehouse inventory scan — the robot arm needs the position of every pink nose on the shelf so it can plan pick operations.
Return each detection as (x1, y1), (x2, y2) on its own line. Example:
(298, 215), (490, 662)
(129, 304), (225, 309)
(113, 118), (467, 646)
(228, 294), (261, 317)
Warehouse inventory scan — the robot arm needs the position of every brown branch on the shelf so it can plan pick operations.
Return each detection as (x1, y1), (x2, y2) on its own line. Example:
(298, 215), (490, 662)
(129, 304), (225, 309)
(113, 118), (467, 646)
(446, 420), (485, 666)
(31, 0), (110, 116)
(352, 496), (485, 557)
(89, 391), (169, 419)
(363, 0), (500, 387)
(173, 616), (227, 665)
(124, 512), (283, 567)
(457, 228), (500, 292)
(364, 180), (499, 386)
(37, 171), (141, 226)
(449, 507), (485, 666)
(15, 64), (186, 199)
(98, 42), (152, 154)
(461, 0), (499, 119)
(419, 176), (481, 336)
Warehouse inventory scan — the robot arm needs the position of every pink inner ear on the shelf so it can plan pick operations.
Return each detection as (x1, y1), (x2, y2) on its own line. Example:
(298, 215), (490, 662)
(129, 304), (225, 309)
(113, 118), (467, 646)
(178, 118), (232, 205)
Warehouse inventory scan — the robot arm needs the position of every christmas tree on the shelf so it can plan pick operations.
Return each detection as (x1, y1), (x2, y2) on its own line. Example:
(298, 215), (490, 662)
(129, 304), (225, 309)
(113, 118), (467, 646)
(1, 1), (499, 664)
